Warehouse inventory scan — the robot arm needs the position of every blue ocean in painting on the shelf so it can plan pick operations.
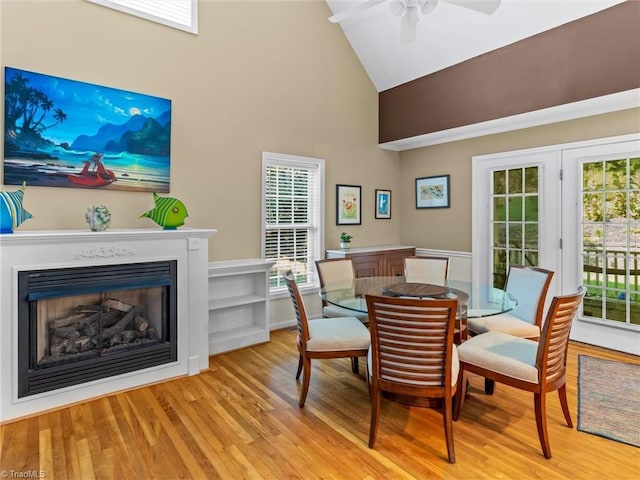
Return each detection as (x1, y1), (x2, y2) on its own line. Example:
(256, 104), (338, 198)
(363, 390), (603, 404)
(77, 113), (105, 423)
(4, 66), (172, 192)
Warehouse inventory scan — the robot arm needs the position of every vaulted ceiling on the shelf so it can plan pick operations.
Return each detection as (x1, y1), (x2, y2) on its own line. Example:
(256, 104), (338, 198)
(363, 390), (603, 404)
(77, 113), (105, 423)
(325, 0), (627, 92)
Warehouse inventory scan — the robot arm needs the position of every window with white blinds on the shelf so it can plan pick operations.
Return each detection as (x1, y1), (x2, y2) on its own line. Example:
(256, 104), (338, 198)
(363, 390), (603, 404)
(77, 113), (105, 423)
(87, 0), (198, 34)
(262, 152), (324, 294)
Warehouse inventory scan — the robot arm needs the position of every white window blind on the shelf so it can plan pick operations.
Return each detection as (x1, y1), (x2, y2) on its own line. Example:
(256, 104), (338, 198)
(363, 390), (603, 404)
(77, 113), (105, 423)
(87, 0), (198, 34)
(262, 152), (324, 294)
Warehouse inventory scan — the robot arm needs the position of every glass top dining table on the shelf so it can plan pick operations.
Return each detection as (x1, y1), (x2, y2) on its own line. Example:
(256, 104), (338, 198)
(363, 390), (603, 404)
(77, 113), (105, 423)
(320, 276), (517, 319)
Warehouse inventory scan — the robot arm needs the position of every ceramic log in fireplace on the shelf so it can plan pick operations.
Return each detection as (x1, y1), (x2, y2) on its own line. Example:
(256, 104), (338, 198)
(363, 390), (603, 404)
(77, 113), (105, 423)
(0, 228), (216, 422)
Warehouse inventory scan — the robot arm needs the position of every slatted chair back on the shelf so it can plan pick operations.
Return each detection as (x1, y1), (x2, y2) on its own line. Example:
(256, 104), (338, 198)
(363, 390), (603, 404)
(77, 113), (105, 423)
(284, 270), (310, 347)
(365, 294), (459, 462)
(536, 287), (586, 387)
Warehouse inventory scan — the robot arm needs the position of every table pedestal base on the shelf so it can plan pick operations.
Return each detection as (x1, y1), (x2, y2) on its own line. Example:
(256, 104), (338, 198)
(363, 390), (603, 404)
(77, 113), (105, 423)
(383, 392), (443, 408)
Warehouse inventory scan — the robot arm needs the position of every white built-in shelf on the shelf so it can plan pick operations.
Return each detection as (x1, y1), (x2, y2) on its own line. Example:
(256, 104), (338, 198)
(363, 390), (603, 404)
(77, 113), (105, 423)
(207, 258), (274, 355)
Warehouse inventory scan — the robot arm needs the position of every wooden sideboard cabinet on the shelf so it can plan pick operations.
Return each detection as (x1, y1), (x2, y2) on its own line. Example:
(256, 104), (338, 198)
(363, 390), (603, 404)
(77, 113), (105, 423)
(325, 245), (416, 277)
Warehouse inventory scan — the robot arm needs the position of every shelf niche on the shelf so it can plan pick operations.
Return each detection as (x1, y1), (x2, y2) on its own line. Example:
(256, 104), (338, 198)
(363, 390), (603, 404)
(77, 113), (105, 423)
(208, 258), (275, 355)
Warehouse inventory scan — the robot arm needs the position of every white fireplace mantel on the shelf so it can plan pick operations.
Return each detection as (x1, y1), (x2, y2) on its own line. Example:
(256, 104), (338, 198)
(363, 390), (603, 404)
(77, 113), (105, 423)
(0, 227), (216, 422)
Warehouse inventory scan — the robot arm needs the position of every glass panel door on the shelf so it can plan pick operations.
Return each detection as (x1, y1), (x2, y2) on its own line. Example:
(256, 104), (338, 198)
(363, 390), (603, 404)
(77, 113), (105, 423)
(561, 137), (640, 354)
(491, 166), (539, 288)
(581, 156), (640, 327)
(473, 149), (559, 297)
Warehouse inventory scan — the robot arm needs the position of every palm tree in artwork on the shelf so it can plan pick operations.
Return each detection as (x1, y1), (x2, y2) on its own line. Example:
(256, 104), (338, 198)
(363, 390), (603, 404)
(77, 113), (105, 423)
(4, 72), (68, 141)
(49, 108), (68, 129)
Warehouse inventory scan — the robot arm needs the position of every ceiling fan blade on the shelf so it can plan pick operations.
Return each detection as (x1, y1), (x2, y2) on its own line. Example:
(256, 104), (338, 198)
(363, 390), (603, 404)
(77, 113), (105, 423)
(441, 0), (501, 15)
(328, 0), (389, 23)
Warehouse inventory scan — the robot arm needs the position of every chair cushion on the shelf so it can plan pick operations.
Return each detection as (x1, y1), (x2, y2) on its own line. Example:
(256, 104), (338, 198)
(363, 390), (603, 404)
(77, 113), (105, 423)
(367, 346), (459, 387)
(307, 317), (370, 352)
(467, 313), (540, 338)
(323, 304), (369, 322)
(457, 332), (539, 384)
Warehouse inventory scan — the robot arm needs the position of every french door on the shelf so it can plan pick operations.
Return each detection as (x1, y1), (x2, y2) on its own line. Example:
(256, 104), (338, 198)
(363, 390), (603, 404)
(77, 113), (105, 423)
(472, 148), (561, 302)
(473, 134), (639, 354)
(561, 138), (640, 354)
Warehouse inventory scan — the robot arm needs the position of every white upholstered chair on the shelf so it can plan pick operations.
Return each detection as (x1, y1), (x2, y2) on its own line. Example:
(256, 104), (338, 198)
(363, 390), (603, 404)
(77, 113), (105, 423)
(467, 265), (554, 394)
(365, 294), (460, 463)
(403, 256), (449, 285)
(403, 255), (468, 343)
(284, 270), (370, 408)
(454, 287), (585, 459)
(315, 258), (369, 324)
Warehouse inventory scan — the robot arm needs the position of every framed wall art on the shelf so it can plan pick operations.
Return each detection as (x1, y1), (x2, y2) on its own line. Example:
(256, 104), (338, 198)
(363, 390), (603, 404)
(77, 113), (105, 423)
(416, 174), (450, 209)
(4, 66), (172, 192)
(336, 184), (361, 225)
(375, 189), (391, 219)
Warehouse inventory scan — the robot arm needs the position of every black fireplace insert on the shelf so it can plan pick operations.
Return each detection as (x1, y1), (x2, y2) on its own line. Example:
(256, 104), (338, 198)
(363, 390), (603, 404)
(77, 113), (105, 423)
(17, 261), (177, 397)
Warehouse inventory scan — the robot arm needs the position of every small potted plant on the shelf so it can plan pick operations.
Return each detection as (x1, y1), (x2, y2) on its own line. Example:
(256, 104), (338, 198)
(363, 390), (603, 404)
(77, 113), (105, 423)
(340, 232), (352, 249)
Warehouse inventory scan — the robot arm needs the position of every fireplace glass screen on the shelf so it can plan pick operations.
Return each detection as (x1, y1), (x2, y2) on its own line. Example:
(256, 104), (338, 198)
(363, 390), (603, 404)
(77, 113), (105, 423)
(18, 261), (177, 397)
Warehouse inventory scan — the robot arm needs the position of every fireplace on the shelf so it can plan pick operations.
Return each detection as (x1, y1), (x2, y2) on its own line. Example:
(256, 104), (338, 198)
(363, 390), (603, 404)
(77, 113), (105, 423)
(0, 228), (216, 422)
(17, 261), (178, 397)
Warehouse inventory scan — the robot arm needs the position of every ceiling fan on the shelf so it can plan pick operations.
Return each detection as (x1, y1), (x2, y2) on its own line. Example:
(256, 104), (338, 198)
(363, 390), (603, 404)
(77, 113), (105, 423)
(328, 0), (502, 43)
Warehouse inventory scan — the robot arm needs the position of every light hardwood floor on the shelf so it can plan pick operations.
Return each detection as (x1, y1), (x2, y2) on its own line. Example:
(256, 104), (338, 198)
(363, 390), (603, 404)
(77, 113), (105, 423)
(1, 328), (639, 479)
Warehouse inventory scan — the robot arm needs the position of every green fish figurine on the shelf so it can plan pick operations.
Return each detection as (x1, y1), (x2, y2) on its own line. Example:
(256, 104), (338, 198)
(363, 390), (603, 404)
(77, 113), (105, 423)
(140, 192), (188, 230)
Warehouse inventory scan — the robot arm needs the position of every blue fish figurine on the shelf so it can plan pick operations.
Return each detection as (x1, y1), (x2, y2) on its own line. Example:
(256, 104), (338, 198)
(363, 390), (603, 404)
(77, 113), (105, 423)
(0, 182), (33, 234)
(140, 192), (188, 230)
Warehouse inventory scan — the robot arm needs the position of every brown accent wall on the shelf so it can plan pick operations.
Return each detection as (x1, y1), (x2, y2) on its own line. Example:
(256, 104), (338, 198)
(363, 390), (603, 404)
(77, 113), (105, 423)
(379, 1), (640, 143)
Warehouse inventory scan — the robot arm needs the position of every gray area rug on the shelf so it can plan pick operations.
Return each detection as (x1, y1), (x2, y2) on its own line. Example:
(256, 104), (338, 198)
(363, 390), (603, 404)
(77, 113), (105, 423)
(577, 355), (640, 448)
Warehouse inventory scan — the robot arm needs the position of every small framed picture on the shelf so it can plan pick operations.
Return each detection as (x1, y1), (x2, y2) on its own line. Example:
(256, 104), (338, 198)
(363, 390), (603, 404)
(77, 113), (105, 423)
(336, 184), (361, 225)
(416, 174), (450, 209)
(375, 189), (391, 219)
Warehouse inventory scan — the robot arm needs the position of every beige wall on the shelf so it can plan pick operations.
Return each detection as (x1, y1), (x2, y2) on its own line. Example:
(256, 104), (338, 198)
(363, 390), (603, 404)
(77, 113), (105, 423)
(3, 2), (638, 324)
(0, 0), (401, 261)
(399, 108), (640, 252)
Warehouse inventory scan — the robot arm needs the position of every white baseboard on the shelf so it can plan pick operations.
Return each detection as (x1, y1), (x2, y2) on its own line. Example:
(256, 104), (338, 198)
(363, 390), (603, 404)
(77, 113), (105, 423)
(271, 319), (296, 331)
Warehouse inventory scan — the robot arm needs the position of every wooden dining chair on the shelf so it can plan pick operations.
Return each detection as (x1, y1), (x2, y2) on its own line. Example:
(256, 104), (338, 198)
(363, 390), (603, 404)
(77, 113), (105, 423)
(467, 265), (554, 394)
(365, 294), (460, 463)
(454, 287), (585, 459)
(403, 256), (450, 285)
(283, 270), (370, 408)
(316, 258), (370, 374)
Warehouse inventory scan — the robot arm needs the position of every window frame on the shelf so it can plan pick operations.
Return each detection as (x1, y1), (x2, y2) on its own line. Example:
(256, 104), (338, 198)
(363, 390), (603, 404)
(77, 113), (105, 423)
(86, 0), (198, 35)
(261, 152), (325, 298)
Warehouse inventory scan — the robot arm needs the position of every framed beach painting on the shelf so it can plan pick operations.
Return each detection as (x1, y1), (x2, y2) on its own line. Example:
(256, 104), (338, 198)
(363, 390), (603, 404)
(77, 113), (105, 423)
(375, 189), (391, 219)
(3, 67), (172, 192)
(416, 174), (450, 209)
(336, 184), (361, 225)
